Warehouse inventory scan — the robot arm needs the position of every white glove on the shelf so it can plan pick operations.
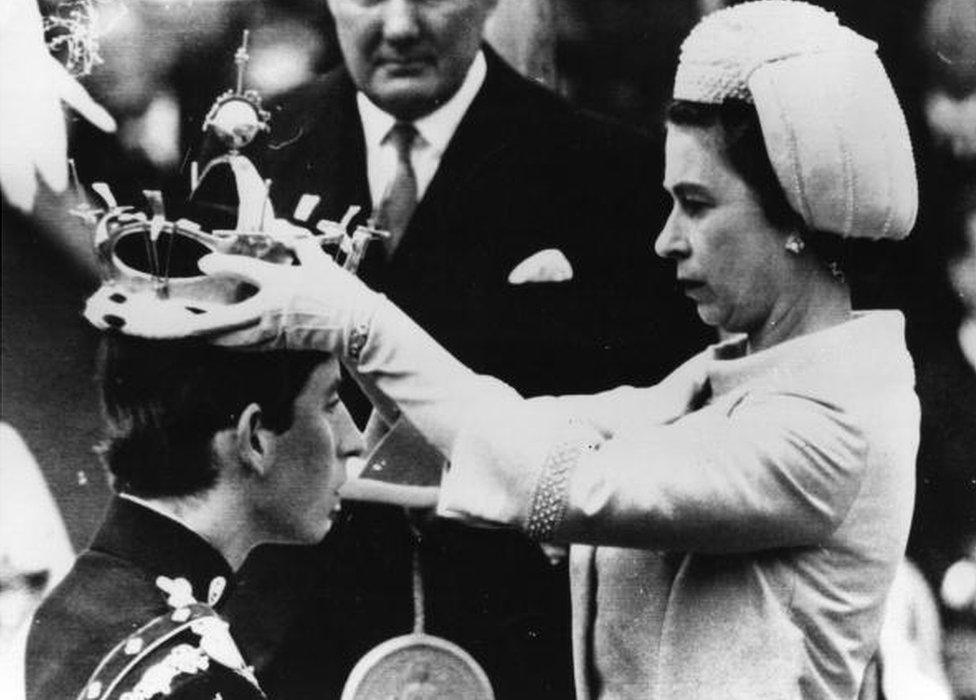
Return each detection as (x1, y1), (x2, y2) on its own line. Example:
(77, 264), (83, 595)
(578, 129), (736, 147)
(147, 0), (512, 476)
(196, 235), (382, 355)
(199, 239), (520, 456)
(0, 0), (115, 212)
(83, 222), (378, 349)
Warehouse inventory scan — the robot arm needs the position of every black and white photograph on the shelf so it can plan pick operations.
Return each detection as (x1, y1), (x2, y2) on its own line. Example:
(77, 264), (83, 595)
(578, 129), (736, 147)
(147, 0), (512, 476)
(1, 0), (974, 698)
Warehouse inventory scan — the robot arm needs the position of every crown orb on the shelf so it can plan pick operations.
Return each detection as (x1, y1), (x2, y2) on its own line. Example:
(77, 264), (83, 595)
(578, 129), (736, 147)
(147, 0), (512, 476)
(209, 98), (262, 150)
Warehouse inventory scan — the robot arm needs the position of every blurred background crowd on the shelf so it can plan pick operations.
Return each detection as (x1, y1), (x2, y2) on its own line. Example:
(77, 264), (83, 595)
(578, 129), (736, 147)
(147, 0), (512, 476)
(1, 0), (974, 696)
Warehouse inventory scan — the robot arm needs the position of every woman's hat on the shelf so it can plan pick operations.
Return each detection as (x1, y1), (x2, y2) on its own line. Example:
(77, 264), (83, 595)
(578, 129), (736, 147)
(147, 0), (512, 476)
(674, 0), (917, 241)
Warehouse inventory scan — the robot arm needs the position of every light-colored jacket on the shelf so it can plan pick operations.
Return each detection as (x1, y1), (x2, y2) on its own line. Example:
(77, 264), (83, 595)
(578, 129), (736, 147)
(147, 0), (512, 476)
(439, 311), (919, 699)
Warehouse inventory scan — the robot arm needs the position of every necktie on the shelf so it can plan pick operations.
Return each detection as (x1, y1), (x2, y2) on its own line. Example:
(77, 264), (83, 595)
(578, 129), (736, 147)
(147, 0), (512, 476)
(375, 121), (418, 256)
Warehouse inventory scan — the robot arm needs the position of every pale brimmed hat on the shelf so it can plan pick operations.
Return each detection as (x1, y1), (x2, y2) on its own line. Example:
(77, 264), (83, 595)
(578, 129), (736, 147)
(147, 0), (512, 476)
(673, 0), (917, 241)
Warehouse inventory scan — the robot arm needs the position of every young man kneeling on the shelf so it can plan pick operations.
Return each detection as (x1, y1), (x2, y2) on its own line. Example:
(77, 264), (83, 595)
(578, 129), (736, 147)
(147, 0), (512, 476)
(26, 337), (362, 699)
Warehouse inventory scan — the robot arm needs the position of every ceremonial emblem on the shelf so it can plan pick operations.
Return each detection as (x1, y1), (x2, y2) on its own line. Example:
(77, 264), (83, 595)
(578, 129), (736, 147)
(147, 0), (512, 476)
(70, 30), (387, 338)
(341, 634), (494, 700)
(341, 529), (494, 700)
(201, 30), (270, 153)
(76, 578), (264, 700)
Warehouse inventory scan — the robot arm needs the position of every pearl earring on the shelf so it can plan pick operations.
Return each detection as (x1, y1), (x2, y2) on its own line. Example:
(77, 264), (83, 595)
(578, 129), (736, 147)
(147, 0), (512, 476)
(784, 233), (806, 255)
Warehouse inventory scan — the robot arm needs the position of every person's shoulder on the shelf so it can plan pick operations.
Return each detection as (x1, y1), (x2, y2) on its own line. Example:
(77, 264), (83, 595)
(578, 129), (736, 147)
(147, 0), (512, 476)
(482, 52), (658, 173)
(30, 549), (155, 631)
(487, 51), (654, 139)
(31, 570), (265, 700)
(76, 600), (265, 700)
(26, 551), (163, 699)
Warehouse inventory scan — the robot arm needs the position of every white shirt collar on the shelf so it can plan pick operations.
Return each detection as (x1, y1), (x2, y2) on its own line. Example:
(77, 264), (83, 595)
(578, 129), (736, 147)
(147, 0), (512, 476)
(119, 492), (196, 531)
(357, 50), (487, 157)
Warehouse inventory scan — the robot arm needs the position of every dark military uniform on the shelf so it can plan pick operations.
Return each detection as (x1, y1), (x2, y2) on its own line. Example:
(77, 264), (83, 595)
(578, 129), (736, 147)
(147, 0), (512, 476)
(26, 497), (264, 700)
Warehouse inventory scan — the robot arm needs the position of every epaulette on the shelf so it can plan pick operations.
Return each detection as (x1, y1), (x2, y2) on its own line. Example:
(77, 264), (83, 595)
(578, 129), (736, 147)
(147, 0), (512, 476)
(76, 576), (265, 700)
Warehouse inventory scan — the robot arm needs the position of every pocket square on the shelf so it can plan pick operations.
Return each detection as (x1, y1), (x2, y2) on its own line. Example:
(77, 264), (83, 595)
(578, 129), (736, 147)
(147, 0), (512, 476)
(507, 248), (573, 284)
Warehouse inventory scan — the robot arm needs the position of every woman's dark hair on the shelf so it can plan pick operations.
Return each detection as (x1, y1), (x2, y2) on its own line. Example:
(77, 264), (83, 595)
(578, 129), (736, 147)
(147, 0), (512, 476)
(97, 335), (328, 498)
(666, 99), (848, 269)
(666, 99), (801, 230)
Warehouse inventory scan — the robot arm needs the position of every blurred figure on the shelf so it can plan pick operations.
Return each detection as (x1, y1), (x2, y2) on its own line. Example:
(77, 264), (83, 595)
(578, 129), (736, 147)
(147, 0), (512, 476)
(920, 0), (976, 161)
(910, 1), (976, 695)
(0, 425), (73, 645)
(0, 0), (114, 213)
(0, 424), (74, 700)
(921, 190), (976, 700)
(877, 559), (953, 700)
(940, 538), (976, 699)
(1, 4), (114, 693)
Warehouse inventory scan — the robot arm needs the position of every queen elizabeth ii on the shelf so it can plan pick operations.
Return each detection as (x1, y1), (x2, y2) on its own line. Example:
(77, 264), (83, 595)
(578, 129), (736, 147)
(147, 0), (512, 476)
(131, 2), (921, 697)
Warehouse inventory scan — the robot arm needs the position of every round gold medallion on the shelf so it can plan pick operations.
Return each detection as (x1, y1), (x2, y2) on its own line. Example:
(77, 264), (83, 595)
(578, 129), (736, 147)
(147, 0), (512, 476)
(341, 632), (494, 700)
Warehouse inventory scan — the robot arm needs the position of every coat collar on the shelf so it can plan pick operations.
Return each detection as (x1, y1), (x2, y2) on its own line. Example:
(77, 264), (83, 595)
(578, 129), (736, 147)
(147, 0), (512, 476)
(89, 496), (236, 609)
(704, 310), (914, 398)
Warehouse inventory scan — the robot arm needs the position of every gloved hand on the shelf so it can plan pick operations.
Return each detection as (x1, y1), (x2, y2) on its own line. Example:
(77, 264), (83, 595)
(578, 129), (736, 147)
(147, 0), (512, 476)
(0, 0), (116, 212)
(198, 235), (522, 456)
(83, 221), (382, 351)
(196, 233), (383, 356)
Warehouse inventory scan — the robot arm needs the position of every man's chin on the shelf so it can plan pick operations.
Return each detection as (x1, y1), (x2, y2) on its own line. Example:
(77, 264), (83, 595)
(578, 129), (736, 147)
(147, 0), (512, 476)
(367, 79), (443, 120)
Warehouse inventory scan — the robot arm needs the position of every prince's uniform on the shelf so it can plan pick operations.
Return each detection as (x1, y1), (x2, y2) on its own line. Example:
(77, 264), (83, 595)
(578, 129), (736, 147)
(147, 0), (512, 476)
(26, 496), (264, 700)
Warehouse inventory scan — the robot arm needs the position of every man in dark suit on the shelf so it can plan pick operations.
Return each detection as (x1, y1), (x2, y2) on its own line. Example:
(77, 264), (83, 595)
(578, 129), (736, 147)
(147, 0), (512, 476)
(227, 1), (709, 697)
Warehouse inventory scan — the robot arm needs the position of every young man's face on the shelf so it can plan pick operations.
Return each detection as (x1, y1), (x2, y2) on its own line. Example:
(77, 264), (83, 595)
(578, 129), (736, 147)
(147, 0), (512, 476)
(260, 358), (362, 543)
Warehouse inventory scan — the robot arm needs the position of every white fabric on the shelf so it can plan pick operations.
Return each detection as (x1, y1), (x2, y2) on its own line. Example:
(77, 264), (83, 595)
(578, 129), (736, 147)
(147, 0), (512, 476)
(0, 424), (74, 700)
(195, 246), (517, 454)
(358, 51), (487, 205)
(439, 311), (919, 699)
(959, 317), (976, 371)
(673, 1), (870, 106)
(507, 248), (574, 284)
(750, 48), (917, 241)
(84, 220), (329, 340)
(0, 425), (73, 588)
(0, 0), (114, 212)
(673, 1), (917, 241)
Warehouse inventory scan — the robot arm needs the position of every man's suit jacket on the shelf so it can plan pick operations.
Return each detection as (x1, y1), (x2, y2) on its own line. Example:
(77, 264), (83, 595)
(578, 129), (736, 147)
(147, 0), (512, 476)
(226, 49), (708, 699)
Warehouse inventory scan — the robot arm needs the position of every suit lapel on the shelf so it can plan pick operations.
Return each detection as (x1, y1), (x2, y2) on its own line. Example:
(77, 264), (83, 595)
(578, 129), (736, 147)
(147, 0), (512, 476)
(272, 69), (371, 223)
(317, 73), (371, 221)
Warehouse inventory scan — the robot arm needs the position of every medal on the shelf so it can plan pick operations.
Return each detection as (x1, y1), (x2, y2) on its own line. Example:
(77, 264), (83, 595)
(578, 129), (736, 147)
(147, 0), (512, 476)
(341, 520), (495, 700)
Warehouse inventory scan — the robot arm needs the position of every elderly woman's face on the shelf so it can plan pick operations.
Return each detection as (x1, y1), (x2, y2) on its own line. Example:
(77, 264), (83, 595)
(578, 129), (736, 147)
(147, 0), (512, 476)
(656, 123), (794, 335)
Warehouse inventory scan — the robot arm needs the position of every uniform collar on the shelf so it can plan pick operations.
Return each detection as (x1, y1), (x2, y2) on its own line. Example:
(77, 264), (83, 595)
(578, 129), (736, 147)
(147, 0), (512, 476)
(357, 50), (487, 157)
(90, 496), (236, 609)
(704, 310), (912, 398)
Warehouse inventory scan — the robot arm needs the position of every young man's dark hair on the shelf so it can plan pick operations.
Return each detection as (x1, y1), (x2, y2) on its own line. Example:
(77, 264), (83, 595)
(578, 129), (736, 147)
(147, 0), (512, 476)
(97, 335), (328, 498)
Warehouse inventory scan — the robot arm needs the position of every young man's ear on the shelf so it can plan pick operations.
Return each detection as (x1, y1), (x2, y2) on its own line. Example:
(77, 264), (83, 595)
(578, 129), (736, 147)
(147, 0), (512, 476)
(236, 403), (275, 476)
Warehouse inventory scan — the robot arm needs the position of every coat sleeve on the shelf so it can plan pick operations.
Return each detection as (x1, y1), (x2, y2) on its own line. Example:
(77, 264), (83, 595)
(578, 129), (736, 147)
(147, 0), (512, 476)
(438, 387), (869, 553)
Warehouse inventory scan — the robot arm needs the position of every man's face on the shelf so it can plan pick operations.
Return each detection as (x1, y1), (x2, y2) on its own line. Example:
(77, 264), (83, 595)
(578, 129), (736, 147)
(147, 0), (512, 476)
(260, 359), (362, 543)
(327, 0), (497, 120)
